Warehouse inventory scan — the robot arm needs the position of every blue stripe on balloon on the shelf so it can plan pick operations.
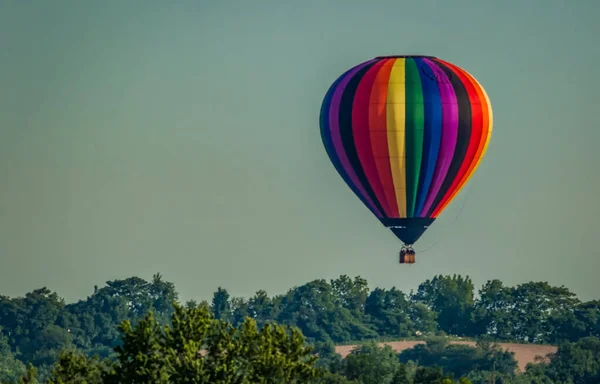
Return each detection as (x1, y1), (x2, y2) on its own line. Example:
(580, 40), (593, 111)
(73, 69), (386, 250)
(414, 58), (443, 217)
(319, 66), (381, 218)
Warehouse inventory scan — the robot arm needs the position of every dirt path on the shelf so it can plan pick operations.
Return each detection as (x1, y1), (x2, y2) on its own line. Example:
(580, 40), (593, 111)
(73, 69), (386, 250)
(335, 341), (557, 372)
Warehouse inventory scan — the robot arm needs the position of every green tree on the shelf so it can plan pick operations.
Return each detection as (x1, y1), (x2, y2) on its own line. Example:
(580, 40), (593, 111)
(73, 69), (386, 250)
(472, 280), (514, 339)
(0, 327), (26, 383)
(552, 300), (600, 343)
(313, 341), (343, 374)
(210, 287), (232, 321)
(102, 303), (321, 383)
(409, 302), (439, 335)
(104, 309), (169, 383)
(0, 288), (74, 376)
(45, 350), (106, 384)
(541, 336), (600, 383)
(399, 338), (517, 380)
(390, 363), (410, 384)
(413, 275), (475, 336)
(331, 276), (369, 313)
(341, 341), (401, 384)
(65, 274), (178, 359)
(522, 361), (556, 384)
(474, 281), (579, 343)
(229, 297), (249, 327)
(365, 288), (415, 337)
(412, 366), (450, 384)
(243, 290), (281, 328)
(276, 279), (377, 344)
(318, 371), (359, 384)
(18, 365), (38, 384)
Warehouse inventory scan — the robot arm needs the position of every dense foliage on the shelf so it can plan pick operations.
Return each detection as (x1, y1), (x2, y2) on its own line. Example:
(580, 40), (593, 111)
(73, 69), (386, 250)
(1, 273), (599, 383)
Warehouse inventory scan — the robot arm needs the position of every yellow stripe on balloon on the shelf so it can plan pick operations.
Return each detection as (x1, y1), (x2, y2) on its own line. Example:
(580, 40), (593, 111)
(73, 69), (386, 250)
(386, 59), (407, 218)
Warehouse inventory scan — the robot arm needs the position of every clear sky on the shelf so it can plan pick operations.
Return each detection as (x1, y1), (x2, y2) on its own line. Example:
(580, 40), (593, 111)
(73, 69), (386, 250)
(1, 0), (598, 303)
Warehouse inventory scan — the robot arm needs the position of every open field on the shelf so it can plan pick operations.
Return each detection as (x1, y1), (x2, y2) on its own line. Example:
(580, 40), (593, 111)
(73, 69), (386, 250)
(335, 341), (558, 372)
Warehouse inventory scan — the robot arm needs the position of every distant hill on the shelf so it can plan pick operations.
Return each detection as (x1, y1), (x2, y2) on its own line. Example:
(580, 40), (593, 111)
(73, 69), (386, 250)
(335, 340), (557, 371)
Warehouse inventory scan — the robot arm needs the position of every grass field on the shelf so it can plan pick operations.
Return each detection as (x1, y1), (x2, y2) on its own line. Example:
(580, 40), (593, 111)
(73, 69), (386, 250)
(334, 340), (558, 372)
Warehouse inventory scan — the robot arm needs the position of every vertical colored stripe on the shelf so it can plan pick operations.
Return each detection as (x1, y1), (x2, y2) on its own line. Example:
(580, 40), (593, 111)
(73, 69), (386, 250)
(327, 61), (383, 217)
(386, 59), (407, 218)
(431, 60), (484, 217)
(352, 60), (393, 216)
(369, 59), (399, 217)
(471, 78), (494, 173)
(418, 59), (458, 217)
(432, 65), (493, 217)
(338, 64), (389, 217)
(426, 60), (472, 217)
(320, 67), (384, 218)
(413, 58), (443, 217)
(319, 69), (375, 212)
(404, 58), (425, 217)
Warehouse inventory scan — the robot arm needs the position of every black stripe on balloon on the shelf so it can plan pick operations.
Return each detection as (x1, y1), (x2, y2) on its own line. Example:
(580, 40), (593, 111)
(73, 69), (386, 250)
(337, 62), (387, 217)
(425, 60), (472, 217)
(320, 72), (350, 184)
(319, 70), (380, 218)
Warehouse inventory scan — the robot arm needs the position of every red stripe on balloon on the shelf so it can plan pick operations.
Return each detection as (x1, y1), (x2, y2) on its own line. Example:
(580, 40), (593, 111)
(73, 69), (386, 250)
(430, 59), (484, 217)
(352, 60), (392, 216)
(368, 59), (399, 217)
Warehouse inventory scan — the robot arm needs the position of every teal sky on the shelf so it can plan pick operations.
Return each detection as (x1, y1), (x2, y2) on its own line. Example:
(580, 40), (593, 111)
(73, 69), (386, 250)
(1, 0), (599, 304)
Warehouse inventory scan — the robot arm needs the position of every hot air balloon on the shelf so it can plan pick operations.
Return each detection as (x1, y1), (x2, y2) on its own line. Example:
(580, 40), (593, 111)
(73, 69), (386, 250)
(319, 55), (493, 264)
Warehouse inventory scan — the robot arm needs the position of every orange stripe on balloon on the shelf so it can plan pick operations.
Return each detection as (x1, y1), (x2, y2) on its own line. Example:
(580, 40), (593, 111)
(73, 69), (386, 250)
(352, 60), (393, 216)
(429, 60), (483, 217)
(431, 61), (491, 217)
(434, 70), (493, 216)
(368, 59), (399, 217)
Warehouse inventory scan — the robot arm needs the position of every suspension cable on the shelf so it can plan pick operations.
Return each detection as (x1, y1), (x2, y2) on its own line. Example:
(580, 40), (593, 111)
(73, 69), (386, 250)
(415, 187), (472, 255)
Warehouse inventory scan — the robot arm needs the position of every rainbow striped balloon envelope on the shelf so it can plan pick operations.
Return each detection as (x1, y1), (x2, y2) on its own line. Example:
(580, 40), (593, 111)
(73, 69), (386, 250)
(319, 55), (493, 261)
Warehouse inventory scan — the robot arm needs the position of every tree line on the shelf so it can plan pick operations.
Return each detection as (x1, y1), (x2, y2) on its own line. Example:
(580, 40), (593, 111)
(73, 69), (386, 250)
(1, 273), (599, 383)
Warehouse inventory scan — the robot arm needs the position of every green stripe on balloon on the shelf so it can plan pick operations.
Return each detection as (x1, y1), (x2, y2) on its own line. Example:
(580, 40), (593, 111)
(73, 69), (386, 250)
(404, 58), (425, 217)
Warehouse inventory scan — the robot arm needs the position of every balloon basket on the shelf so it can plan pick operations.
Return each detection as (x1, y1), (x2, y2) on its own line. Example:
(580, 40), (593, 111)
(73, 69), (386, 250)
(399, 245), (415, 264)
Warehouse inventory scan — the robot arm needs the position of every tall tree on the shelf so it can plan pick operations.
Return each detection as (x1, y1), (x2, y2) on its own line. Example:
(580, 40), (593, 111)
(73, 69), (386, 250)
(413, 275), (475, 336)
(552, 300), (600, 343)
(210, 287), (231, 321)
(365, 288), (414, 337)
(0, 327), (26, 383)
(0, 288), (73, 370)
(101, 302), (322, 383)
(246, 290), (280, 326)
(45, 350), (106, 384)
(276, 279), (377, 344)
(331, 276), (369, 313)
(474, 280), (579, 343)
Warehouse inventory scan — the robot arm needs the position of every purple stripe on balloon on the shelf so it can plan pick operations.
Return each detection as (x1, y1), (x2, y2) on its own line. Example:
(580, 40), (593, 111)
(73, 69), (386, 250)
(328, 60), (383, 217)
(417, 59), (459, 217)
